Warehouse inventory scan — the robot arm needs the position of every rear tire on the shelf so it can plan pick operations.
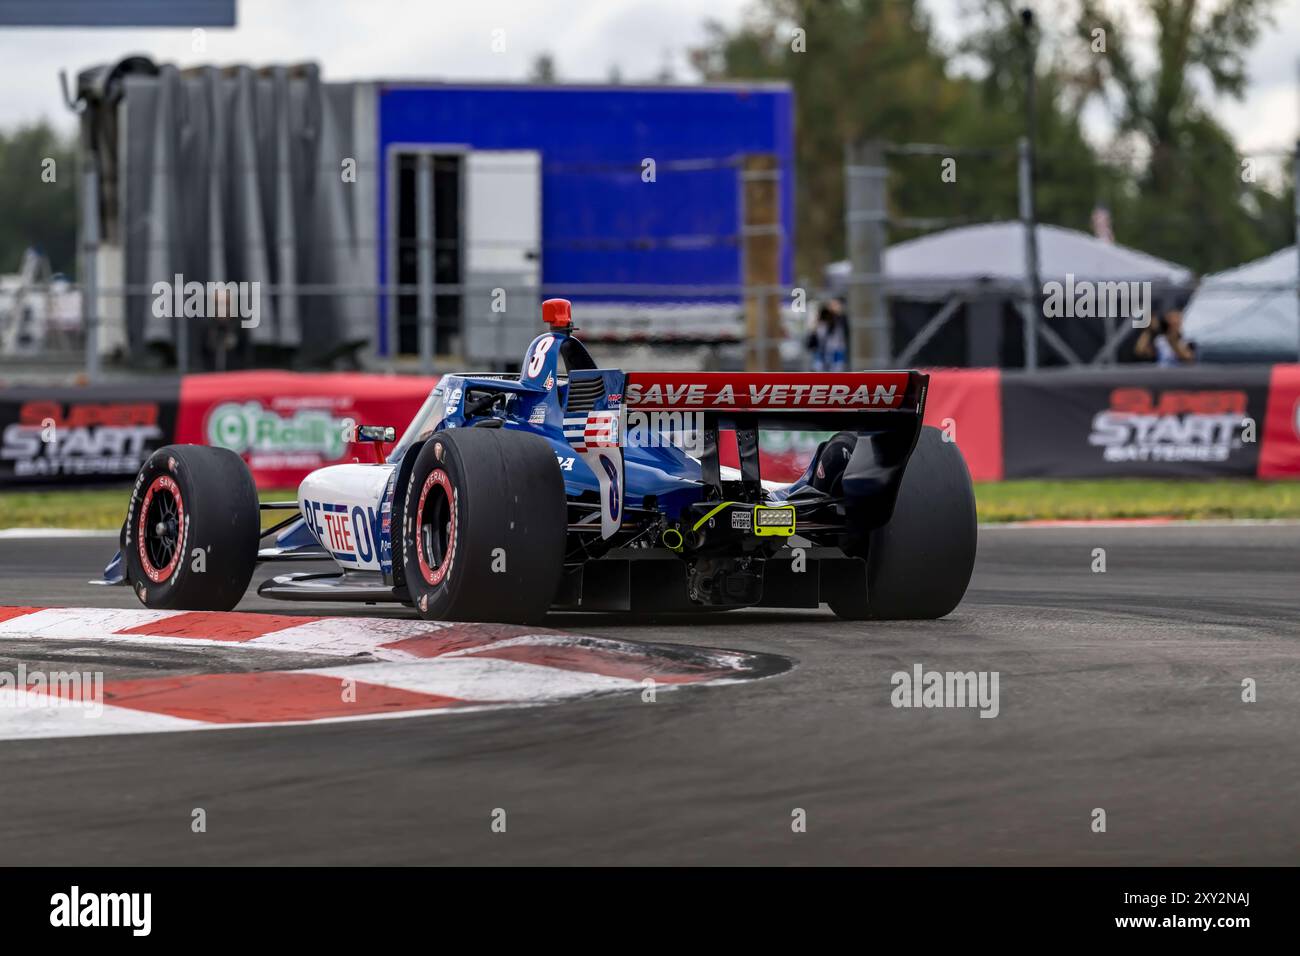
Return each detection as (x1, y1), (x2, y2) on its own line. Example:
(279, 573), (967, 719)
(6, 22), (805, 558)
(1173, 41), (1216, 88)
(124, 445), (260, 611)
(827, 426), (977, 620)
(401, 428), (566, 623)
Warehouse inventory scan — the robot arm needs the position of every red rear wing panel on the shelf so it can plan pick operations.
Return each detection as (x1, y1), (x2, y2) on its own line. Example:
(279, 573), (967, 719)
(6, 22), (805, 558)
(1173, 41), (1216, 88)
(622, 372), (925, 414)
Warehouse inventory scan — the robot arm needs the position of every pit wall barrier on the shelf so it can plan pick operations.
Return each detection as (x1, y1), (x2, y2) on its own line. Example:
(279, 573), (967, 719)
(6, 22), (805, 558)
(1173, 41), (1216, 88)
(2, 366), (1297, 489)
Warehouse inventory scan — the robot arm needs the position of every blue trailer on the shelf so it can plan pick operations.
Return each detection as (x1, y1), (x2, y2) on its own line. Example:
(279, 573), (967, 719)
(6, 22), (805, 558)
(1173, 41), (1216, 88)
(375, 82), (795, 362)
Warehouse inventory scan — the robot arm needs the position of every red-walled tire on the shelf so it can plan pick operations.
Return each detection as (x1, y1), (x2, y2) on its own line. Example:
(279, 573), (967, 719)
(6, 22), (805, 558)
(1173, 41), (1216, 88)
(123, 445), (260, 611)
(401, 428), (566, 624)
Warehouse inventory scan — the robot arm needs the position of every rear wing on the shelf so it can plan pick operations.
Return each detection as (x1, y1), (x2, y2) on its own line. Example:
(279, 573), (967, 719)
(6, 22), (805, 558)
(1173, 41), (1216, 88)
(620, 371), (930, 501)
(622, 371), (927, 425)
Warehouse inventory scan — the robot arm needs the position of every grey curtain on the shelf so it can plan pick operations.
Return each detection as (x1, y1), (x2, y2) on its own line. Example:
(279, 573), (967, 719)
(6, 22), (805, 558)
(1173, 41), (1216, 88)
(114, 62), (370, 366)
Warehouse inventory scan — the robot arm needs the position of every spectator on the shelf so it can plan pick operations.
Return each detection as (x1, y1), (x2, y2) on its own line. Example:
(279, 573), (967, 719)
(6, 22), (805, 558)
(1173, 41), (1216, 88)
(203, 287), (241, 372)
(1135, 299), (1196, 366)
(807, 297), (849, 371)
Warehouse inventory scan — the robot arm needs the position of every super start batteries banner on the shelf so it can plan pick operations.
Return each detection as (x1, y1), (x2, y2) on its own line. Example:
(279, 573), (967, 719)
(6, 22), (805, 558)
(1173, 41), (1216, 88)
(0, 382), (179, 487)
(1001, 367), (1273, 478)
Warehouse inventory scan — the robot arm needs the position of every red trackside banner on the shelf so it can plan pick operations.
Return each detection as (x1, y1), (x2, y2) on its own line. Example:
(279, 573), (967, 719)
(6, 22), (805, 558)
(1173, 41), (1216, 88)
(922, 368), (1003, 482)
(175, 371), (439, 489)
(623, 372), (914, 411)
(1259, 364), (1300, 478)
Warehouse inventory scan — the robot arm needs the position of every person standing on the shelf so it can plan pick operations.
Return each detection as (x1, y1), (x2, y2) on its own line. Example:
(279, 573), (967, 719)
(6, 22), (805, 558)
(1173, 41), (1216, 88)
(807, 298), (849, 372)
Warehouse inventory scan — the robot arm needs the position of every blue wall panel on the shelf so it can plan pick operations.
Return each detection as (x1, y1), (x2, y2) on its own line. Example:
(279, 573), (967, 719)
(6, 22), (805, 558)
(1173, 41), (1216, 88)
(377, 84), (794, 354)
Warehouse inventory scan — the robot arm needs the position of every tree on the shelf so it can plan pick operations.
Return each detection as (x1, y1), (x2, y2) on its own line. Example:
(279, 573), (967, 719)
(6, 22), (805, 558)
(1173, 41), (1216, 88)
(0, 123), (78, 276)
(528, 53), (558, 83)
(1070, 0), (1283, 272)
(953, 0), (1115, 238)
(691, 0), (1108, 277)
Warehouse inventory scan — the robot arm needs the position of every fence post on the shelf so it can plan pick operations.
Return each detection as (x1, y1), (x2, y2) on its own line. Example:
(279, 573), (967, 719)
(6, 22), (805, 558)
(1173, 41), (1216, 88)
(416, 152), (435, 375)
(176, 284), (189, 376)
(1294, 138), (1299, 361)
(741, 154), (782, 371)
(80, 160), (100, 383)
(844, 141), (889, 368)
(1018, 136), (1041, 371)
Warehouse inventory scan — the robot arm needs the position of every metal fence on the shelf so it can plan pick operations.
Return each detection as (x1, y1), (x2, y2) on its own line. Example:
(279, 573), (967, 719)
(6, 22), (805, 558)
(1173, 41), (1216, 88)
(4, 139), (1298, 377)
(45, 146), (806, 379)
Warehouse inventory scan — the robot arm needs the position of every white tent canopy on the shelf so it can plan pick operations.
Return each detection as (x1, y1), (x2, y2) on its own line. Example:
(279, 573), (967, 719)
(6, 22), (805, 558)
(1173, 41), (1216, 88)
(1183, 245), (1300, 362)
(827, 221), (1194, 300)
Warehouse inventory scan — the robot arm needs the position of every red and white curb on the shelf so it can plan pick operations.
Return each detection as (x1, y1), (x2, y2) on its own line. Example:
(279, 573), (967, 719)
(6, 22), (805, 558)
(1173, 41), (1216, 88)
(0, 607), (791, 739)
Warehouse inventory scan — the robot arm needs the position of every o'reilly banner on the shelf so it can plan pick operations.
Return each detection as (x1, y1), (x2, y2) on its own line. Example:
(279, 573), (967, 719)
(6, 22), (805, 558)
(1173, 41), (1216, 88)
(0, 383), (180, 487)
(1002, 368), (1271, 478)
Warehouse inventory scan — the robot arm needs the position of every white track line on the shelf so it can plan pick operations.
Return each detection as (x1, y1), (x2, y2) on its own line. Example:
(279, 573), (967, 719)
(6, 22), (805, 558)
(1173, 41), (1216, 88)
(249, 617), (454, 657)
(0, 688), (206, 739)
(0, 529), (119, 539)
(309, 658), (640, 702)
(0, 607), (183, 640)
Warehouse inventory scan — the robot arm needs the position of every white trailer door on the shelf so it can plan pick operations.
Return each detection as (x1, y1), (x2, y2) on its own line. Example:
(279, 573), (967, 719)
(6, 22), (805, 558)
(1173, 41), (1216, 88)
(463, 150), (541, 365)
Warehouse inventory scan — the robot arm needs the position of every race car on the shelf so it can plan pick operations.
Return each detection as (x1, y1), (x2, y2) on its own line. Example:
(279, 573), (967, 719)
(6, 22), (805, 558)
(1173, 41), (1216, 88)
(100, 298), (977, 623)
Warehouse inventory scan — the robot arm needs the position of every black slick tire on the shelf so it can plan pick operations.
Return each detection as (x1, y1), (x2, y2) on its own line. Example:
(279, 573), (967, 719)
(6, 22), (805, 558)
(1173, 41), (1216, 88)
(827, 425), (977, 620)
(400, 428), (566, 624)
(123, 444), (260, 611)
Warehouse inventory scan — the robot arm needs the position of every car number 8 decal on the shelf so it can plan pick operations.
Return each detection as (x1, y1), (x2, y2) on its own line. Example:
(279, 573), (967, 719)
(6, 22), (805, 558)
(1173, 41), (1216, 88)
(526, 336), (554, 378)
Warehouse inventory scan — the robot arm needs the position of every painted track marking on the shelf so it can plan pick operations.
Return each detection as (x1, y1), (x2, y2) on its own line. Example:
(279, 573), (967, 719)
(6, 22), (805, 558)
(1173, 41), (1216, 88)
(0, 606), (792, 739)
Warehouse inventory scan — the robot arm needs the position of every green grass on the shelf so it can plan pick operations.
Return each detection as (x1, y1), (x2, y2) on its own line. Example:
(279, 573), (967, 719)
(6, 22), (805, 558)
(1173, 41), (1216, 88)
(0, 486), (299, 531)
(1, 480), (1298, 530)
(975, 479), (1300, 523)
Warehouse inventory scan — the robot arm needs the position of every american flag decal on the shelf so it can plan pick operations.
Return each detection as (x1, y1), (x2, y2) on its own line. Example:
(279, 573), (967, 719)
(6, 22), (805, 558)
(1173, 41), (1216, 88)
(564, 410), (620, 453)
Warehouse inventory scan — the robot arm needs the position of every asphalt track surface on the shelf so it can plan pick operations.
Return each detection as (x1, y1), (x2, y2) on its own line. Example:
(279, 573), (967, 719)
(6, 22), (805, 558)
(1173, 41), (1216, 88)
(0, 524), (1296, 865)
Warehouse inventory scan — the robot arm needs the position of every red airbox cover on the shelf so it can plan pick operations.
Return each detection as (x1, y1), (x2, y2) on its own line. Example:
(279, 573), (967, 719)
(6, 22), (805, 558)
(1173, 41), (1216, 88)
(542, 298), (572, 328)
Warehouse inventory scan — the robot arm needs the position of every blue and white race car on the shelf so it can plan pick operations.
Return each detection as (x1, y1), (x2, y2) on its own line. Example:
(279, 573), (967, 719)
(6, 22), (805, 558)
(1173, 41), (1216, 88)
(101, 299), (977, 623)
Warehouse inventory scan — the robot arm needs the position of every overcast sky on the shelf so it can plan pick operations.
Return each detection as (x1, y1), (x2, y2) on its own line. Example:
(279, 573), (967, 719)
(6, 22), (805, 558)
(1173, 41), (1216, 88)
(0, 0), (1295, 156)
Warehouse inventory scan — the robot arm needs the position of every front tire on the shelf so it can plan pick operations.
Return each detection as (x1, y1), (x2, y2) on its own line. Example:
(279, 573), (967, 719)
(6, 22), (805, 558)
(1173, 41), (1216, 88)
(827, 426), (977, 620)
(401, 428), (566, 623)
(123, 445), (260, 611)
